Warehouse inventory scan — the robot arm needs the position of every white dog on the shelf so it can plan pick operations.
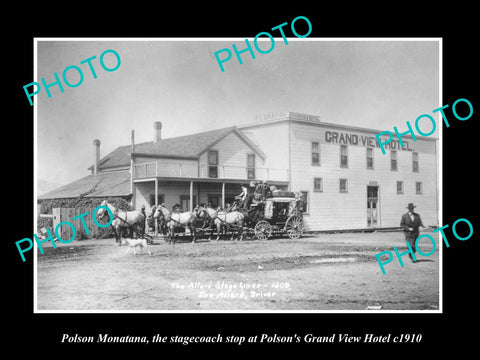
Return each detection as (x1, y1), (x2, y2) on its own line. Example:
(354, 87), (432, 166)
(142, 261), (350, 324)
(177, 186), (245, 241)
(122, 238), (152, 255)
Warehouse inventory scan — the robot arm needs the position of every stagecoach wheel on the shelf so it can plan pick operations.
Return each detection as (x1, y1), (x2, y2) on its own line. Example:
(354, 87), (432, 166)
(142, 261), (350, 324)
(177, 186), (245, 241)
(254, 220), (272, 240)
(285, 215), (304, 239)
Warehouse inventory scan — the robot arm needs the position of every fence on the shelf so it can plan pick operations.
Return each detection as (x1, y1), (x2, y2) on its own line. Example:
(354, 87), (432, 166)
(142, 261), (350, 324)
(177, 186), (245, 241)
(52, 207), (104, 240)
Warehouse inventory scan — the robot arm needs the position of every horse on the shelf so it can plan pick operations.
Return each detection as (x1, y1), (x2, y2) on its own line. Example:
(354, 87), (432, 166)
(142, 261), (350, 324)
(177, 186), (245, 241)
(96, 200), (146, 245)
(194, 204), (245, 241)
(153, 205), (198, 244)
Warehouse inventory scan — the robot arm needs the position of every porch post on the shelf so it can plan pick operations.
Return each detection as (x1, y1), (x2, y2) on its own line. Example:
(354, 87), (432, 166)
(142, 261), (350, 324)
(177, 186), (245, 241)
(154, 178), (158, 236)
(130, 158), (135, 207)
(221, 182), (225, 208)
(130, 130), (135, 208)
(189, 181), (194, 212)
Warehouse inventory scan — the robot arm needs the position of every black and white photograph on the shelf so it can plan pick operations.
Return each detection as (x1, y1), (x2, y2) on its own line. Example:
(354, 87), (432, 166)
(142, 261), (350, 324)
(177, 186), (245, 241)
(34, 38), (441, 312)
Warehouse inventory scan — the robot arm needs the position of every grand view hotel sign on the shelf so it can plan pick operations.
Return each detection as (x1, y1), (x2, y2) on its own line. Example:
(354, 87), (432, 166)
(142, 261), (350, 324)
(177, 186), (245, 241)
(254, 112), (414, 151)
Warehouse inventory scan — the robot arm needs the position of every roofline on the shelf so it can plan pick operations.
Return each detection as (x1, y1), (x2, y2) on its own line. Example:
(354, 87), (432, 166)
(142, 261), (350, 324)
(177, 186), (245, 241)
(239, 117), (438, 142)
(197, 127), (267, 160)
(87, 157), (112, 170)
(131, 153), (199, 160)
(88, 164), (131, 171)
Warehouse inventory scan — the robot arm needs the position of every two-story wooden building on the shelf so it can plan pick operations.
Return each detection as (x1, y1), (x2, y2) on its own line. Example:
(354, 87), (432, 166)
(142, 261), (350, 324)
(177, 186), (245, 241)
(240, 112), (439, 231)
(39, 112), (439, 232)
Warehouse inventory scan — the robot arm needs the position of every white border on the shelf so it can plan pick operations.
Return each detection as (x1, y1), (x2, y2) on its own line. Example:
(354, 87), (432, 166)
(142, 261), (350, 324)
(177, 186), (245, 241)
(33, 37), (443, 314)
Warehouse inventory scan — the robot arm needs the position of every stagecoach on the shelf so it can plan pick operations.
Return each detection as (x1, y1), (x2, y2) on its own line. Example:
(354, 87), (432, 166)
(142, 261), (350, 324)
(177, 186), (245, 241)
(242, 193), (305, 240)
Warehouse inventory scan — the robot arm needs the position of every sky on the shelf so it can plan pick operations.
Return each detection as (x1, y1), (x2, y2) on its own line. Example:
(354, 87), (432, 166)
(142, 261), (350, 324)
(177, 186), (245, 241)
(36, 39), (440, 186)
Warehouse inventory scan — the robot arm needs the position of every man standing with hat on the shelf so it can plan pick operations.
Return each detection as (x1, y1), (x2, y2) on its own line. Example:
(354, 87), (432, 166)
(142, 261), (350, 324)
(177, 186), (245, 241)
(400, 203), (424, 261)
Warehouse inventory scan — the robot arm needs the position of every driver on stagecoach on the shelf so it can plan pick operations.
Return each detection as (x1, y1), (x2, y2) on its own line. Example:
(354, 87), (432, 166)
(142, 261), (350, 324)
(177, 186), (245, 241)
(236, 184), (254, 209)
(235, 184), (248, 208)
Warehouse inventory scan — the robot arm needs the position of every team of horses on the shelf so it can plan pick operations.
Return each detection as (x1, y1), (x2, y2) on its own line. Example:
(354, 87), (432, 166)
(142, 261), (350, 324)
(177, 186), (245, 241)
(153, 203), (246, 243)
(95, 200), (247, 245)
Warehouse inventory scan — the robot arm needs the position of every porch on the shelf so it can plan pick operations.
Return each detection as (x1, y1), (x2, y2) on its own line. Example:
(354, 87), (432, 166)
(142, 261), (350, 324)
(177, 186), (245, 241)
(133, 177), (289, 213)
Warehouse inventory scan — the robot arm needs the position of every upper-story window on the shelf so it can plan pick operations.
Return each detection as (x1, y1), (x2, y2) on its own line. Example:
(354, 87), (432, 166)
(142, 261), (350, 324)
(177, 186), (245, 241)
(312, 142), (320, 165)
(367, 147), (374, 169)
(208, 150), (218, 178)
(247, 153), (255, 179)
(412, 152), (419, 172)
(391, 150), (398, 171)
(340, 145), (348, 167)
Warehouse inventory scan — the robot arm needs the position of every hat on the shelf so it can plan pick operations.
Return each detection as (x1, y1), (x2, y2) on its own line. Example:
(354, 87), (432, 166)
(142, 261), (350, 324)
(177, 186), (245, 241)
(406, 203), (416, 209)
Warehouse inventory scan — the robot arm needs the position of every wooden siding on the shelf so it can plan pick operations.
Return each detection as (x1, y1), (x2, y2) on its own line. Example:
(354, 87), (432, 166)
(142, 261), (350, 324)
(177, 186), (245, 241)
(198, 132), (267, 180)
(241, 123), (290, 170)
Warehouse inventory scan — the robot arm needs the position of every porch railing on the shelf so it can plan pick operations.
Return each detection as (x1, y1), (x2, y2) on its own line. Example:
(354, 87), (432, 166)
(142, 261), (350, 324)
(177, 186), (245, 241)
(133, 162), (289, 182)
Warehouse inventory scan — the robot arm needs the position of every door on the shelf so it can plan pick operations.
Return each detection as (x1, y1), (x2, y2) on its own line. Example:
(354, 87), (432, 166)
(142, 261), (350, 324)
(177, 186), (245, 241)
(367, 185), (379, 227)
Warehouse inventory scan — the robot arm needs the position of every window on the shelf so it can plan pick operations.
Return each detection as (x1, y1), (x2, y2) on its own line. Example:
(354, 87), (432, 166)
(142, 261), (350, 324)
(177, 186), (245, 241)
(416, 182), (423, 194)
(366, 148), (374, 169)
(314, 177), (323, 192)
(340, 145), (348, 167)
(339, 178), (348, 192)
(247, 154), (255, 179)
(208, 150), (218, 178)
(391, 150), (397, 171)
(299, 191), (309, 214)
(149, 194), (165, 207)
(396, 181), (404, 194)
(412, 152), (419, 172)
(312, 142), (320, 165)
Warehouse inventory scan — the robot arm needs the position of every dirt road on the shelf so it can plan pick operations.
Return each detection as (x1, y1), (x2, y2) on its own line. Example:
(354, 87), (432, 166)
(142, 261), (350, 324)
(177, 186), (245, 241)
(36, 231), (440, 311)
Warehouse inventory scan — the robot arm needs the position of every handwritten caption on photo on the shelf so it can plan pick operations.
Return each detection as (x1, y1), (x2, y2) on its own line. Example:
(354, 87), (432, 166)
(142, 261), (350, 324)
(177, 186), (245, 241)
(169, 280), (290, 300)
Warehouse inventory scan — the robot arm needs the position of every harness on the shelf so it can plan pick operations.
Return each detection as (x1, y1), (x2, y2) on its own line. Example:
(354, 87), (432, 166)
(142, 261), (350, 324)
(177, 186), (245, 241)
(160, 208), (193, 229)
(169, 213), (184, 226)
(110, 207), (152, 240)
(203, 207), (243, 228)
